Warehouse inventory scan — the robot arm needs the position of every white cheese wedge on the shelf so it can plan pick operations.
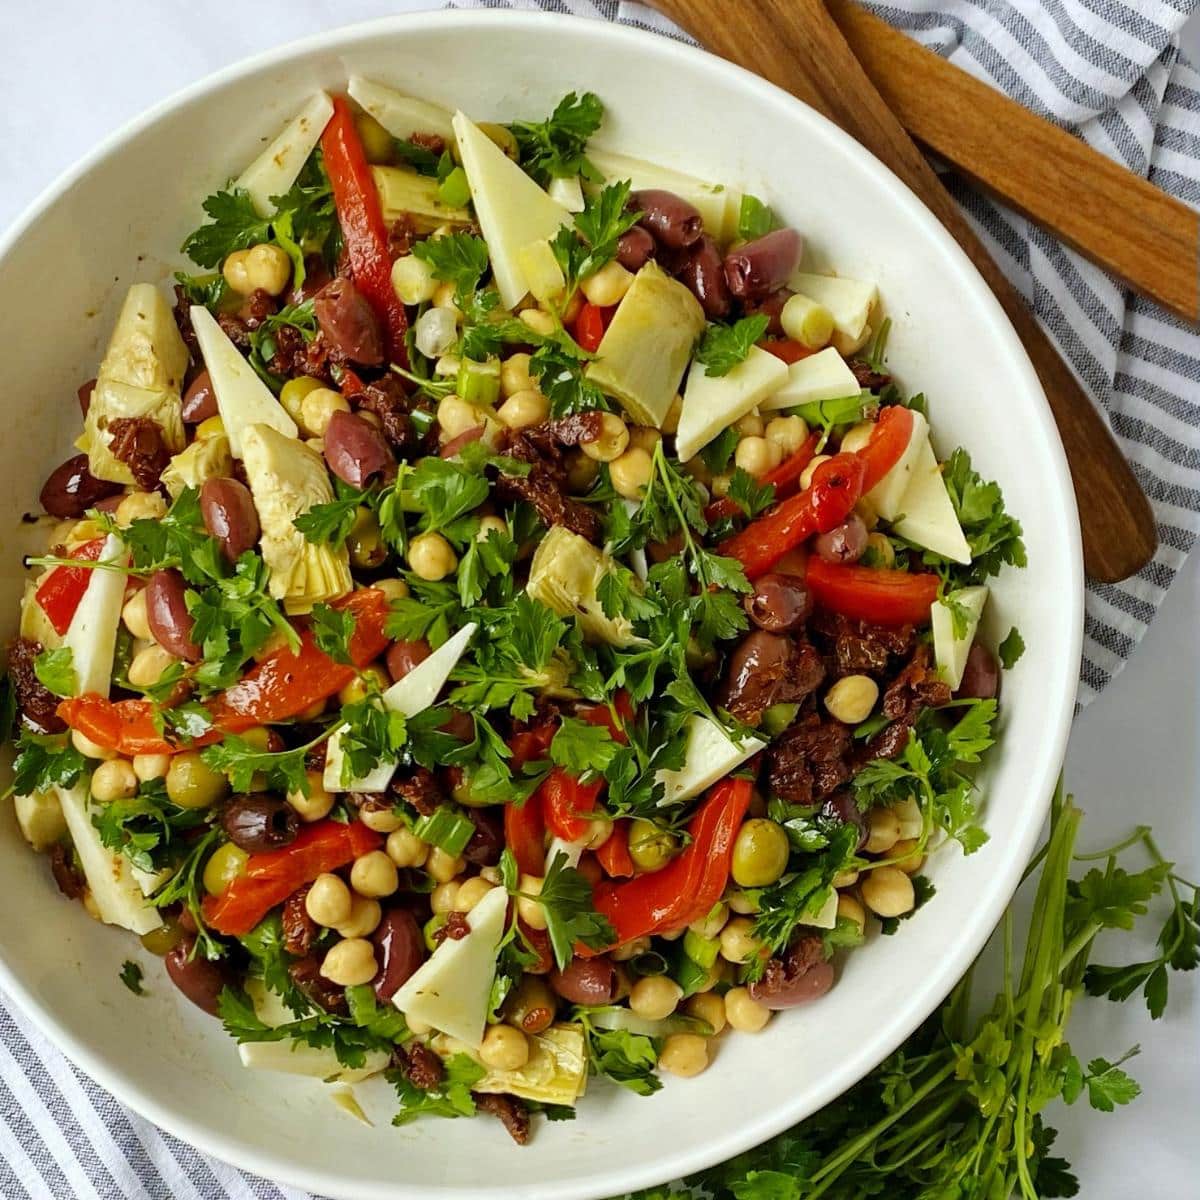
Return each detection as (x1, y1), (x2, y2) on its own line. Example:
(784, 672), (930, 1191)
(190, 306), (297, 457)
(787, 274), (878, 340)
(675, 346), (788, 462)
(548, 175), (585, 213)
(132, 865), (172, 898)
(235, 92), (334, 217)
(324, 622), (477, 792)
(545, 836), (587, 872)
(347, 76), (456, 145)
(451, 111), (572, 309)
(798, 886), (839, 930)
(865, 408), (929, 520)
(932, 586), (989, 689)
(655, 715), (766, 807)
(237, 1040), (389, 1083)
(392, 884), (508, 1047)
(892, 440), (972, 564)
(14, 790), (66, 852)
(55, 784), (159, 934)
(758, 346), (860, 413)
(63, 533), (126, 698)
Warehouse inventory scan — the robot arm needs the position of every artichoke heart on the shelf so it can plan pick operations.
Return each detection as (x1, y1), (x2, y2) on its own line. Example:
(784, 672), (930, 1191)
(77, 284), (188, 484)
(161, 433), (234, 499)
(527, 526), (639, 647)
(240, 423), (352, 614)
(473, 1025), (589, 1107)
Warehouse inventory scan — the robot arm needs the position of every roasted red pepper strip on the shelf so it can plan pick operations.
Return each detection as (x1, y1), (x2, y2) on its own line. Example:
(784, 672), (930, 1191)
(584, 777), (753, 952)
(595, 821), (635, 878)
(204, 820), (382, 936)
(704, 433), (821, 523)
(504, 724), (555, 877)
(57, 588), (392, 755)
(858, 405), (914, 494)
(806, 558), (940, 626)
(573, 303), (609, 353)
(759, 338), (816, 365)
(322, 96), (409, 365)
(35, 538), (105, 635)
(719, 453), (866, 579)
(578, 692), (633, 744)
(541, 768), (605, 843)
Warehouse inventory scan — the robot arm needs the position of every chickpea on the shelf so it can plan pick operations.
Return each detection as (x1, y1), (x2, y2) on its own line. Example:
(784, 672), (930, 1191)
(90, 759), (138, 803)
(72, 728), (116, 761)
(735, 436), (782, 477)
(408, 532), (457, 581)
(122, 589), (152, 641)
(497, 389), (549, 430)
(391, 254), (438, 306)
(298, 387), (350, 438)
(565, 450), (600, 493)
(765, 415), (809, 458)
(286, 770), (335, 822)
(864, 807), (901, 855)
(629, 976), (683, 1021)
(372, 578), (410, 604)
(719, 916), (764, 965)
(734, 411), (764, 439)
(132, 753), (170, 783)
(726, 889), (760, 915)
(336, 896), (383, 939)
(454, 876), (495, 912)
(476, 515), (508, 543)
(347, 508), (386, 571)
(479, 1025), (531, 1072)
(437, 394), (482, 441)
(337, 664), (390, 706)
(836, 892), (867, 935)
(280, 376), (323, 424)
(320, 937), (378, 987)
(658, 1033), (710, 1077)
(116, 491), (166, 526)
(625, 428), (659, 457)
(202, 842), (249, 896)
(861, 866), (916, 918)
(731, 819), (790, 888)
(580, 260), (634, 307)
(500, 353), (535, 398)
(609, 447), (654, 500)
(430, 881), (461, 915)
(628, 818), (676, 872)
(839, 420), (875, 455)
(427, 848), (466, 885)
(610, 935), (651, 963)
(517, 874), (548, 930)
(799, 454), (832, 490)
(662, 394), (684, 435)
(166, 751), (229, 809)
(350, 850), (399, 899)
(222, 249), (253, 294)
(824, 674), (880, 725)
(519, 307), (557, 337)
(386, 827), (429, 869)
(360, 806), (404, 834)
(725, 986), (771, 1033)
(127, 645), (177, 689)
(581, 413), (630, 463)
(863, 531), (896, 568)
(306, 873), (354, 927)
(685, 991), (727, 1035)
(689, 902), (729, 940)
(891, 838), (926, 876)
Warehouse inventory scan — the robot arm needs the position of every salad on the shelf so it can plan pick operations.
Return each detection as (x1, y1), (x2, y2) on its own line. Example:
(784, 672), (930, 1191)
(2, 84), (1026, 1142)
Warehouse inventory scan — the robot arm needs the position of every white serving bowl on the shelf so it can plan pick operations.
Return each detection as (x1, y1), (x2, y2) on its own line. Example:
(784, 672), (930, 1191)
(0, 11), (1082, 1199)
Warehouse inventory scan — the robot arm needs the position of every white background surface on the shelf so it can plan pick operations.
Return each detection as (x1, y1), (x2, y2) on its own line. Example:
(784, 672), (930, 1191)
(1, 2), (1197, 1196)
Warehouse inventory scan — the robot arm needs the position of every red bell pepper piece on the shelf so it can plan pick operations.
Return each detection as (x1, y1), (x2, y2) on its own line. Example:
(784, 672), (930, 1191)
(759, 338), (815, 365)
(595, 821), (635, 878)
(321, 96), (409, 365)
(504, 724), (555, 877)
(541, 768), (605, 843)
(204, 820), (382, 936)
(573, 303), (609, 353)
(704, 433), (821, 524)
(805, 558), (940, 626)
(578, 692), (633, 744)
(858, 405), (915, 493)
(57, 587), (393, 755)
(35, 538), (106, 635)
(585, 777), (753, 952)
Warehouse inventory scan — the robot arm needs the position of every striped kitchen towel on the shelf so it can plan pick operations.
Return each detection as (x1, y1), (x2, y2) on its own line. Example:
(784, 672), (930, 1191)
(1, 3), (1198, 1199)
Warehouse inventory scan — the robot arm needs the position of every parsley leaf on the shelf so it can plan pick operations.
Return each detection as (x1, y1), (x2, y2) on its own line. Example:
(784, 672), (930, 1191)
(695, 315), (770, 377)
(173, 271), (229, 312)
(550, 717), (620, 776)
(737, 193), (778, 241)
(934, 448), (1027, 585)
(310, 603), (356, 665)
(180, 187), (272, 268)
(551, 180), (641, 291)
(293, 480), (370, 550)
(390, 1053), (486, 1124)
(200, 732), (317, 797)
(385, 578), (464, 647)
(575, 1013), (661, 1096)
(150, 825), (226, 960)
(119, 961), (145, 995)
(528, 850), (616, 970)
(700, 426), (739, 475)
(726, 467), (776, 519)
(412, 233), (491, 303)
(33, 646), (77, 699)
(528, 342), (610, 417)
(10, 730), (88, 797)
(510, 92), (605, 185)
(92, 778), (210, 874)
(999, 626), (1026, 669)
(247, 300), (318, 387)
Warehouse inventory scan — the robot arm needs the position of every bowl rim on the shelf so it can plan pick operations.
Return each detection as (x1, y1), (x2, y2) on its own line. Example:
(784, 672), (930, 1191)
(0, 9), (1084, 1199)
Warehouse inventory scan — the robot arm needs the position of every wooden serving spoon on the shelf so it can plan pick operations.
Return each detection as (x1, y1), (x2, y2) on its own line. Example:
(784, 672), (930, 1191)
(646, 0), (1158, 584)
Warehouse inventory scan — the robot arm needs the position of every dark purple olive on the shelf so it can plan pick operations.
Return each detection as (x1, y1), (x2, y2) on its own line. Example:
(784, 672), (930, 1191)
(145, 569), (201, 662)
(956, 642), (1000, 701)
(39, 453), (122, 518)
(748, 935), (835, 1009)
(164, 936), (227, 1015)
(199, 477), (260, 562)
(313, 277), (384, 366)
(440, 708), (475, 743)
(290, 255), (333, 306)
(387, 638), (432, 683)
(222, 795), (299, 852)
(720, 630), (795, 722)
(550, 955), (623, 1005)
(814, 514), (869, 565)
(744, 288), (795, 337)
(181, 369), (217, 423)
(462, 807), (504, 866)
(744, 573), (813, 632)
(324, 409), (396, 488)
(820, 790), (868, 850)
(678, 235), (732, 319)
(724, 228), (804, 301)
(616, 226), (656, 272)
(632, 188), (704, 249)
(372, 909), (425, 1001)
(77, 378), (96, 416)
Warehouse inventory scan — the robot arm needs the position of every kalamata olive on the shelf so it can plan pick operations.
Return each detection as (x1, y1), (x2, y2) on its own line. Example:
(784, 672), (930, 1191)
(616, 226), (656, 272)
(221, 795), (299, 852)
(720, 630), (795, 722)
(814, 514), (869, 564)
(164, 936), (227, 1015)
(77, 378), (96, 416)
(956, 642), (1000, 701)
(289, 255), (332, 305)
(440, 708), (475, 742)
(678, 235), (733, 319)
(39, 454), (122, 518)
(820, 789), (868, 850)
(199, 477), (260, 563)
(632, 188), (704, 249)
(439, 425), (486, 458)
(387, 638), (432, 683)
(372, 909), (426, 1001)
(462, 807), (504, 866)
(181, 369), (218, 423)
(744, 288), (795, 337)
(313, 277), (384, 366)
(724, 228), (804, 301)
(324, 409), (397, 488)
(748, 935), (836, 1009)
(744, 572), (813, 632)
(550, 955), (623, 1005)
(145, 568), (201, 662)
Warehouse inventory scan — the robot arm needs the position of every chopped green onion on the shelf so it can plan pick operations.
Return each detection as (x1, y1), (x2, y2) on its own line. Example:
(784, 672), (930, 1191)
(413, 806), (475, 857)
(437, 166), (471, 209)
(457, 357), (501, 407)
(760, 702), (800, 738)
(682, 928), (720, 970)
(672, 948), (714, 998)
(628, 950), (670, 977)
(583, 1005), (713, 1039)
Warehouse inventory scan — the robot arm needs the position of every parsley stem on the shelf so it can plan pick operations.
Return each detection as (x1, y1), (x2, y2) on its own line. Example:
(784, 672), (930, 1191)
(1072, 824), (1153, 860)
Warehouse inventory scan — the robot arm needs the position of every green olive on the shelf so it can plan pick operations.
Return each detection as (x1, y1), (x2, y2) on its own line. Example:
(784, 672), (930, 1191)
(354, 112), (396, 165)
(731, 818), (790, 888)
(279, 375), (323, 424)
(628, 818), (677, 873)
(478, 122), (519, 159)
(202, 841), (249, 896)
(502, 975), (557, 1034)
(166, 750), (230, 810)
(348, 507), (387, 570)
(140, 917), (185, 956)
(424, 913), (448, 952)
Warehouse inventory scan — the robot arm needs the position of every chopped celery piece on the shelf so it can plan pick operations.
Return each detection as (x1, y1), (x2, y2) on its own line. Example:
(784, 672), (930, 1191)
(438, 165), (471, 208)
(457, 358), (501, 407)
(682, 928), (720, 970)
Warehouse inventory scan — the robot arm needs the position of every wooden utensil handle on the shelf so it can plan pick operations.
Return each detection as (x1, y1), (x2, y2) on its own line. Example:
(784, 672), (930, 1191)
(826, 0), (1199, 323)
(647, 0), (1157, 583)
